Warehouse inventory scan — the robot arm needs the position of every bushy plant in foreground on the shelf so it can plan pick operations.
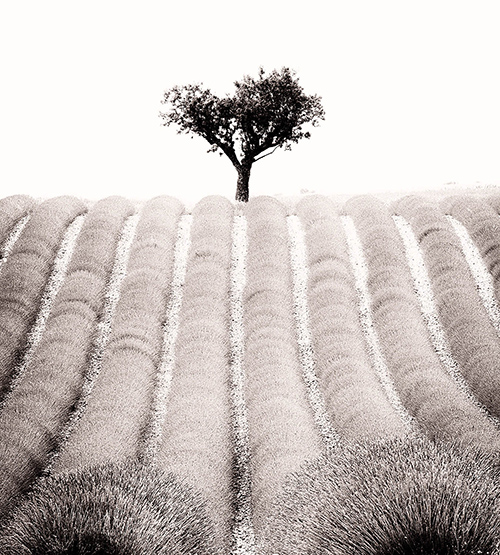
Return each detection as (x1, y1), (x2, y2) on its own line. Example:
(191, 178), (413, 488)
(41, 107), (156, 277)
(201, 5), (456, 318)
(0, 461), (220, 555)
(261, 437), (500, 555)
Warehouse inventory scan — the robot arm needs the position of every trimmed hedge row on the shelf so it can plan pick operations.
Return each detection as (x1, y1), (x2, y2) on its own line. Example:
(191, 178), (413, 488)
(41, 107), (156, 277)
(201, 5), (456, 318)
(0, 195), (34, 254)
(443, 195), (500, 333)
(0, 197), (224, 554)
(0, 196), (34, 278)
(345, 196), (500, 452)
(295, 195), (407, 441)
(47, 197), (138, 474)
(1, 193), (500, 554)
(53, 197), (182, 473)
(155, 196), (234, 551)
(0, 198), (136, 516)
(228, 206), (255, 555)
(0, 197), (86, 404)
(243, 196), (322, 535)
(0, 214), (86, 414)
(395, 195), (500, 420)
(341, 202), (415, 433)
(286, 213), (338, 446)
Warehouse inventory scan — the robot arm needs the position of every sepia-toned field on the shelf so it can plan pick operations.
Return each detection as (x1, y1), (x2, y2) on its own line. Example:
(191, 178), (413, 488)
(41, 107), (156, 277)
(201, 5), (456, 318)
(1, 191), (500, 554)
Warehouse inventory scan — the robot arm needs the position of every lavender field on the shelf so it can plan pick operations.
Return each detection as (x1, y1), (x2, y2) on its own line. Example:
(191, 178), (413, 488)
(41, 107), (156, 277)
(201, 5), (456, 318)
(1, 192), (500, 554)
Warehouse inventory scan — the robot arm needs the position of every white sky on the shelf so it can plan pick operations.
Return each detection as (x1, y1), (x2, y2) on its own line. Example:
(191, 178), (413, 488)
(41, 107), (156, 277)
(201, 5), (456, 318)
(1, 1), (500, 204)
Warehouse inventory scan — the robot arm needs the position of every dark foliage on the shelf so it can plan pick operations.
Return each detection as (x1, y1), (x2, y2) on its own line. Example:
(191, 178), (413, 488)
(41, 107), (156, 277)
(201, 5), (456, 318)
(0, 461), (221, 555)
(159, 67), (325, 201)
(261, 437), (500, 555)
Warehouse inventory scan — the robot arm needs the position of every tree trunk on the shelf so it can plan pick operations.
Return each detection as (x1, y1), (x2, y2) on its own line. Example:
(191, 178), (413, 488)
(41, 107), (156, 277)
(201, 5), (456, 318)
(235, 164), (251, 202)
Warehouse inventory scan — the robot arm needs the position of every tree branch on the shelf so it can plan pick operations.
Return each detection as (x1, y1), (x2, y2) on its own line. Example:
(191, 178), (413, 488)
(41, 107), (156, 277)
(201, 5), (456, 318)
(198, 127), (241, 169)
(254, 145), (281, 162)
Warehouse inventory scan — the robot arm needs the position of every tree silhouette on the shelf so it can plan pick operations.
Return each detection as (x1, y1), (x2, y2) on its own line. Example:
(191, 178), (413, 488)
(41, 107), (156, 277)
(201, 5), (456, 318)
(160, 67), (325, 202)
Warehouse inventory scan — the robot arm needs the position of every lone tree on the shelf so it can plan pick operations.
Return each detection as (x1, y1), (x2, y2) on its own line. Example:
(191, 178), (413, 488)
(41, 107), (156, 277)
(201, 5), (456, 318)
(159, 67), (325, 202)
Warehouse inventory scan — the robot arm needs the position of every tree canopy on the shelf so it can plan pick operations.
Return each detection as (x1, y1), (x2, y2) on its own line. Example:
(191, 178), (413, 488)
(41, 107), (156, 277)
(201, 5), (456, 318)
(160, 67), (325, 202)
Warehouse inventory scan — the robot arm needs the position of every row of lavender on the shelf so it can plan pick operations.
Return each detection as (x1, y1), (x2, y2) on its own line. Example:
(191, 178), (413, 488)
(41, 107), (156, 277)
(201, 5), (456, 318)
(0, 193), (500, 553)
